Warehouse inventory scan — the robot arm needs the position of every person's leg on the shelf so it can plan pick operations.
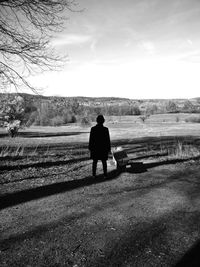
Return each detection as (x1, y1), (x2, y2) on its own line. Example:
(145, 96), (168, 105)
(92, 159), (98, 177)
(102, 160), (107, 177)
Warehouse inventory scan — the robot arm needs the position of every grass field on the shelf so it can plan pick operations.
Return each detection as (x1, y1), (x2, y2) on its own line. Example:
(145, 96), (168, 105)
(0, 113), (200, 160)
(1, 113), (200, 146)
(0, 114), (199, 159)
(1, 113), (200, 195)
(1, 113), (200, 266)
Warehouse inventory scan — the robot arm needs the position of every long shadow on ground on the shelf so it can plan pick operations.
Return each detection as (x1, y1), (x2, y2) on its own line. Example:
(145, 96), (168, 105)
(0, 162), (91, 185)
(1, 154), (200, 210)
(0, 156), (89, 171)
(0, 170), (120, 210)
(174, 240), (200, 267)
(90, 211), (200, 267)
(1, 134), (200, 170)
(1, 135), (200, 210)
(123, 154), (200, 174)
(112, 135), (200, 154)
(0, 131), (89, 139)
(1, 192), (200, 266)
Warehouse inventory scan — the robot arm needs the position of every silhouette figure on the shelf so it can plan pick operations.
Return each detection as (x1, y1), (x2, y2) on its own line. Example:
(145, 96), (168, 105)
(89, 115), (111, 177)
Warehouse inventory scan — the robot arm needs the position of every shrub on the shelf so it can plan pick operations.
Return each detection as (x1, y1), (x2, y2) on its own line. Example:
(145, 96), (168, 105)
(139, 114), (150, 123)
(176, 116), (180, 123)
(185, 115), (200, 123)
(71, 115), (77, 123)
(5, 120), (21, 137)
(81, 116), (91, 126)
(50, 116), (64, 126)
(132, 106), (141, 115)
(63, 113), (77, 124)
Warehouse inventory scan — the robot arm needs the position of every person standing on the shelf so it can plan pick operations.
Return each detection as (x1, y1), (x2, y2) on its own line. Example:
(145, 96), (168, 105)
(89, 115), (111, 177)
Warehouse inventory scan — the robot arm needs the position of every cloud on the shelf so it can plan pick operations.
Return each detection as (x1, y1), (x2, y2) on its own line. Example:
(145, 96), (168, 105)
(178, 50), (200, 63)
(90, 39), (98, 52)
(52, 34), (93, 46)
(139, 41), (156, 55)
(187, 39), (193, 46)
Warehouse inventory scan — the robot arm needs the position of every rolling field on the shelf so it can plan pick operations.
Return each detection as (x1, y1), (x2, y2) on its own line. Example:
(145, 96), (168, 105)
(1, 113), (200, 195)
(1, 113), (200, 146)
(1, 113), (200, 266)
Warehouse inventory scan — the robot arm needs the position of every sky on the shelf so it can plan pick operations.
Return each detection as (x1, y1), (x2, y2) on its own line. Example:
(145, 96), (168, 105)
(30, 0), (200, 99)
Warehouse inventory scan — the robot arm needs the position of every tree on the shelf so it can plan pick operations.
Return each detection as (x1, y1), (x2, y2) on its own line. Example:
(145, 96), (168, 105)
(183, 100), (196, 113)
(146, 104), (158, 115)
(165, 100), (178, 113)
(139, 114), (150, 123)
(0, 0), (76, 93)
(131, 104), (141, 115)
(0, 94), (24, 120)
(0, 94), (25, 136)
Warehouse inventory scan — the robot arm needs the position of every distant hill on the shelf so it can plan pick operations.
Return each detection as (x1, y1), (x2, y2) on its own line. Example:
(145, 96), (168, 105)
(1, 92), (200, 109)
(13, 93), (197, 106)
(1, 93), (200, 126)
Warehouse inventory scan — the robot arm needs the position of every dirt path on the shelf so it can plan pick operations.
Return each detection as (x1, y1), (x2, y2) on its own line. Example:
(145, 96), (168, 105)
(1, 161), (200, 266)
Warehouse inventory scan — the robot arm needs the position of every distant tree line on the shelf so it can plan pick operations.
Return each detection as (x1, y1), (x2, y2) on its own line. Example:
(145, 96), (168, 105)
(1, 94), (200, 127)
(23, 99), (200, 126)
(25, 100), (142, 126)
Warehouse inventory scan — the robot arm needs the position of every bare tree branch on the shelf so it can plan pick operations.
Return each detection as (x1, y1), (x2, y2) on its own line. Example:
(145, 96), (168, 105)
(0, 0), (78, 94)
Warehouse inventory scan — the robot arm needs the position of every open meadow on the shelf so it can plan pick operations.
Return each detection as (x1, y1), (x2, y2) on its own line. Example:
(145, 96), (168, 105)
(1, 113), (200, 266)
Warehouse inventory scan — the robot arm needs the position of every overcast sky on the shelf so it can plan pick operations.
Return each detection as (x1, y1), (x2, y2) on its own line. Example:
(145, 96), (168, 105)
(31, 0), (200, 99)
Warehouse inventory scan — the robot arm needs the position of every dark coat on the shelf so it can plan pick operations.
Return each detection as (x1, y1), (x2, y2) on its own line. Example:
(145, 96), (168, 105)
(89, 124), (111, 160)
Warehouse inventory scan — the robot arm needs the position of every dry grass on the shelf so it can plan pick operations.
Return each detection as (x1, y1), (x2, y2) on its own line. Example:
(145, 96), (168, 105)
(1, 113), (200, 165)
(0, 145), (25, 157)
(167, 141), (200, 159)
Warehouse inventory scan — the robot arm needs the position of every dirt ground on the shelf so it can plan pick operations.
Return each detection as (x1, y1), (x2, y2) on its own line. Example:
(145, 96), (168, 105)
(1, 154), (200, 266)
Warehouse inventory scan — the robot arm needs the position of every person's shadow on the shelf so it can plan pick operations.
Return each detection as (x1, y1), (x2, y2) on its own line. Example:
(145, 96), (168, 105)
(174, 240), (200, 267)
(0, 169), (120, 210)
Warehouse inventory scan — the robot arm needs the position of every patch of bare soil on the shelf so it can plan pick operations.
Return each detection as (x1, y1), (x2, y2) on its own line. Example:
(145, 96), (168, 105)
(1, 146), (200, 266)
